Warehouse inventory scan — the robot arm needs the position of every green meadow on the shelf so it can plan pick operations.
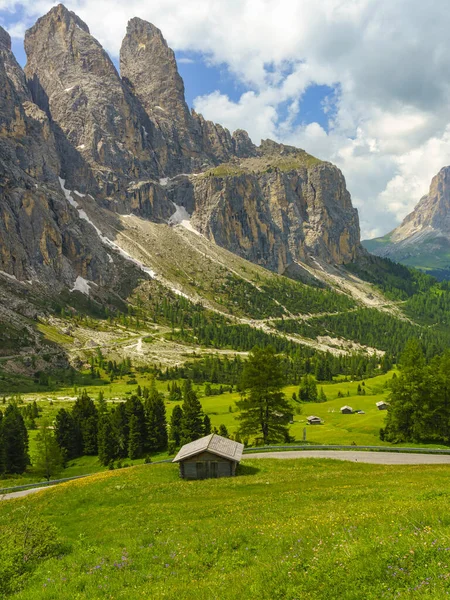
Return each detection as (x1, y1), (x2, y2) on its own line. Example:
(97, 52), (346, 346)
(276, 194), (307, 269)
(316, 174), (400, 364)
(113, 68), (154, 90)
(4, 370), (448, 492)
(3, 459), (450, 599)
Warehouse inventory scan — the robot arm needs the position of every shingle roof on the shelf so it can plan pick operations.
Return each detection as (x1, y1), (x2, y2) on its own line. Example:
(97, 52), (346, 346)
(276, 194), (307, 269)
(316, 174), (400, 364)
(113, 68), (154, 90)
(340, 405), (353, 411)
(307, 415), (321, 421)
(172, 434), (244, 463)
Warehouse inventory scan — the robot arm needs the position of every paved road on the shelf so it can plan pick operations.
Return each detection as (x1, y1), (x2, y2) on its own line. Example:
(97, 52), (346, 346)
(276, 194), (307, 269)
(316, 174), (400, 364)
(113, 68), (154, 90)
(0, 486), (53, 501)
(244, 450), (450, 465)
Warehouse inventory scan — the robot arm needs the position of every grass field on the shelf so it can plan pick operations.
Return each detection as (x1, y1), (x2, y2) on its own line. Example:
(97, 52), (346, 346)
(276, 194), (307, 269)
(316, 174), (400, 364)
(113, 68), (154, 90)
(3, 459), (450, 599)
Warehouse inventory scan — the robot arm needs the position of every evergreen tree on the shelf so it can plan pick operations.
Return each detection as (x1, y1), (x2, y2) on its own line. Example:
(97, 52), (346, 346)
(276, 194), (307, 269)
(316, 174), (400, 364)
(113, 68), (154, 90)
(54, 408), (81, 462)
(98, 415), (117, 466)
(180, 385), (204, 445)
(218, 424), (229, 438)
(144, 382), (168, 452)
(203, 414), (212, 435)
(170, 405), (183, 447)
(299, 375), (318, 402)
(319, 388), (327, 403)
(72, 391), (98, 455)
(110, 403), (129, 458)
(237, 346), (291, 445)
(33, 420), (63, 481)
(3, 404), (29, 474)
(128, 414), (143, 459)
(125, 396), (146, 456)
(383, 340), (427, 442)
(97, 391), (107, 417)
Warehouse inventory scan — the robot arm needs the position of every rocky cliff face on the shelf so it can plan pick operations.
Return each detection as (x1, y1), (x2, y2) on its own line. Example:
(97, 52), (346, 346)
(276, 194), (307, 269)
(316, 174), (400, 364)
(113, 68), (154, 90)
(24, 5), (163, 213)
(0, 24), (122, 287)
(177, 145), (360, 272)
(0, 4), (363, 292)
(362, 167), (450, 278)
(120, 17), (257, 175)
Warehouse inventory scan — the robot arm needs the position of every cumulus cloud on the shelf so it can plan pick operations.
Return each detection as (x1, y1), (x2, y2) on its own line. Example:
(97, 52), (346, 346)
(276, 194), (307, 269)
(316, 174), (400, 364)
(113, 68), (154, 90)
(2, 0), (450, 237)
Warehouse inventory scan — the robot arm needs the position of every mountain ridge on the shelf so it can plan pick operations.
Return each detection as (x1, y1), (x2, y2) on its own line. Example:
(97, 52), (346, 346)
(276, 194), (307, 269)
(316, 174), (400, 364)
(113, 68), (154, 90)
(363, 166), (450, 279)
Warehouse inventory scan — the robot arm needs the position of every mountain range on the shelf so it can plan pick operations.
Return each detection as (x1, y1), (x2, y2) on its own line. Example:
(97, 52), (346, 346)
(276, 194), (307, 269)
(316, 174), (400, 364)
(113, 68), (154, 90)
(0, 4), (448, 388)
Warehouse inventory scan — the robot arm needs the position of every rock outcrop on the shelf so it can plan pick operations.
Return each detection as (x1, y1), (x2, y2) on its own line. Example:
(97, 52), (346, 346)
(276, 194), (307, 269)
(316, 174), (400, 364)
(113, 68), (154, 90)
(173, 144), (360, 272)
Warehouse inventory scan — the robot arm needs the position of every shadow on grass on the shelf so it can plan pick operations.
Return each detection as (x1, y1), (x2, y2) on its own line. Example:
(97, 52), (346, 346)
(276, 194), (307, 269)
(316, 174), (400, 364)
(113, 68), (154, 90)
(237, 464), (260, 477)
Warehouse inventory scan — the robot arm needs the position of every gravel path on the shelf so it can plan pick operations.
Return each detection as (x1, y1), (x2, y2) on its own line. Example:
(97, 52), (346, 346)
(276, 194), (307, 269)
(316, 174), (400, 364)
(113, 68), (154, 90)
(244, 450), (450, 465)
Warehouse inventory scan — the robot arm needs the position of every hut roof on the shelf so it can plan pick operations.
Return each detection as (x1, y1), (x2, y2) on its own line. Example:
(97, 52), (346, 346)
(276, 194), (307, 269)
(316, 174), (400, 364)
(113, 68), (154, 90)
(307, 415), (321, 421)
(172, 434), (244, 463)
(376, 401), (389, 406)
(340, 405), (353, 411)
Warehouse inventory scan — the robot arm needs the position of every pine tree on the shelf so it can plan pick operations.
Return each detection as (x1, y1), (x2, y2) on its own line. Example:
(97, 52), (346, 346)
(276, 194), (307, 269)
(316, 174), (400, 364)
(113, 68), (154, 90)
(98, 415), (117, 466)
(203, 414), (211, 435)
(144, 382), (168, 452)
(218, 424), (228, 438)
(319, 388), (327, 403)
(128, 414), (143, 459)
(384, 340), (427, 442)
(125, 396), (146, 454)
(54, 408), (81, 462)
(3, 404), (29, 474)
(237, 346), (291, 445)
(180, 387), (204, 445)
(299, 375), (318, 402)
(110, 403), (128, 458)
(72, 391), (98, 455)
(33, 420), (63, 481)
(170, 405), (183, 447)
(97, 391), (107, 416)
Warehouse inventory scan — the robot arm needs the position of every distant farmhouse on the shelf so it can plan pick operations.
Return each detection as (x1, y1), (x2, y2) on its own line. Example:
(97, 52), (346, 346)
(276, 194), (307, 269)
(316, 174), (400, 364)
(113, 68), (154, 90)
(340, 406), (353, 414)
(173, 434), (244, 480)
(307, 415), (322, 425)
(376, 401), (389, 410)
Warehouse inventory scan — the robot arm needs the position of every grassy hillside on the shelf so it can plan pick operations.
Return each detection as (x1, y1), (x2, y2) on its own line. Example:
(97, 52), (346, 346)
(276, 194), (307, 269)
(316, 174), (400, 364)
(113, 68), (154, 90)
(362, 235), (450, 281)
(3, 459), (450, 599)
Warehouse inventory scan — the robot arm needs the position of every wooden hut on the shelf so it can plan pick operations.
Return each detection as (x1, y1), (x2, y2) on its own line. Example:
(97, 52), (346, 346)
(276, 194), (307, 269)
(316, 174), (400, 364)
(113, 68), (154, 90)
(173, 434), (244, 480)
(376, 401), (389, 410)
(340, 405), (353, 414)
(307, 415), (322, 425)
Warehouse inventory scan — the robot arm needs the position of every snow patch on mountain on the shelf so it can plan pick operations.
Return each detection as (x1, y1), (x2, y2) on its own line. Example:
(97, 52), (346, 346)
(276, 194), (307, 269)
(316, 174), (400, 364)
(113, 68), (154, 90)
(59, 178), (156, 278)
(71, 276), (91, 295)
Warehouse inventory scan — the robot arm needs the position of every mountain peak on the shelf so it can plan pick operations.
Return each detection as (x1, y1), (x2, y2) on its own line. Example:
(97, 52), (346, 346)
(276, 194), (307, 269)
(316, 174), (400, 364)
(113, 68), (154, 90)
(27, 4), (90, 36)
(120, 16), (188, 120)
(363, 165), (450, 278)
(0, 25), (11, 50)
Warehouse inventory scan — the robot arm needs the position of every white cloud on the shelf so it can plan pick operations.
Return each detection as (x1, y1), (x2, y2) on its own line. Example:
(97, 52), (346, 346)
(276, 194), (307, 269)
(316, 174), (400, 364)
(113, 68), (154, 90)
(2, 0), (450, 238)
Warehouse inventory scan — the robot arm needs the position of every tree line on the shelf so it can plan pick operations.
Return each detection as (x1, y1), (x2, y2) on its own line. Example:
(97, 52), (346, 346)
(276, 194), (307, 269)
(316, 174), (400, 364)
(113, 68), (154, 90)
(382, 341), (450, 444)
